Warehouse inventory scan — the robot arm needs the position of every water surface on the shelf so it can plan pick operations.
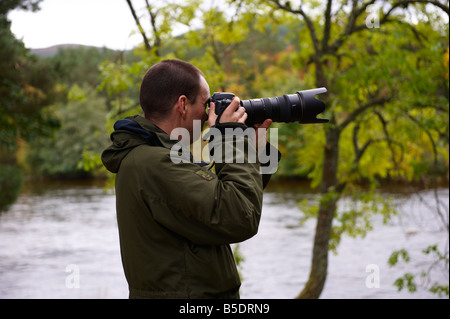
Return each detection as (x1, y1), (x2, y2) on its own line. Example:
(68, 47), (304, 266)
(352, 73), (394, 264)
(0, 180), (448, 299)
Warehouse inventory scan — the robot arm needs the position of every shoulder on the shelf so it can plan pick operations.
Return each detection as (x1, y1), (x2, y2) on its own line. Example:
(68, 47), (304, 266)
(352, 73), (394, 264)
(132, 144), (169, 161)
(126, 144), (193, 169)
(119, 145), (170, 172)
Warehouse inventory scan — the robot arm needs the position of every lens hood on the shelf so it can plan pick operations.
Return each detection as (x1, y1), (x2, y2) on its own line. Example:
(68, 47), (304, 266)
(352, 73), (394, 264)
(297, 88), (329, 124)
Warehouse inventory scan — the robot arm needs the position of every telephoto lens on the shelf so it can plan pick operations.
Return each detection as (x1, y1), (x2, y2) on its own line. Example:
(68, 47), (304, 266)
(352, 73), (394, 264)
(211, 88), (328, 126)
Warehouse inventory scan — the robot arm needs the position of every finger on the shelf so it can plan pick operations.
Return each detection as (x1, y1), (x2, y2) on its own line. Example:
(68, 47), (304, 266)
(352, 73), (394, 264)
(235, 106), (246, 117)
(222, 97), (241, 117)
(260, 119), (272, 129)
(208, 102), (217, 127)
(253, 119), (272, 129)
(233, 106), (246, 122)
(238, 111), (248, 124)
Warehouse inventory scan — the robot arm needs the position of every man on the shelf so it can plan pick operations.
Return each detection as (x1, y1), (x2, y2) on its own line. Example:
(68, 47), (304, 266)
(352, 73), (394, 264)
(102, 59), (274, 299)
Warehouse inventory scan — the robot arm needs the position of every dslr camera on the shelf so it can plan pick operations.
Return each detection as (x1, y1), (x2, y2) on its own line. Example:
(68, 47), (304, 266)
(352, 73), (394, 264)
(210, 88), (328, 126)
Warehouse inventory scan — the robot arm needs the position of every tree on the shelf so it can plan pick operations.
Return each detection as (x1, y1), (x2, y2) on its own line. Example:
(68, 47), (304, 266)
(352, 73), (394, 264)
(0, 0), (57, 210)
(0, 0), (56, 156)
(98, 1), (202, 123)
(125, 0), (199, 56)
(22, 45), (120, 179)
(26, 86), (110, 178)
(242, 0), (449, 298)
(0, 0), (42, 15)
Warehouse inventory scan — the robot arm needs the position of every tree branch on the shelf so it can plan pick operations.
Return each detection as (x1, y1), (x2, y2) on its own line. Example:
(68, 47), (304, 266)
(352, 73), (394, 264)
(270, 0), (321, 54)
(383, 0), (449, 20)
(352, 123), (373, 164)
(125, 0), (151, 51)
(339, 95), (393, 131)
(328, 0), (376, 54)
(407, 113), (439, 164)
(352, 118), (405, 177)
(144, 0), (161, 55)
(321, 0), (333, 52)
(374, 110), (403, 168)
(329, 0), (448, 55)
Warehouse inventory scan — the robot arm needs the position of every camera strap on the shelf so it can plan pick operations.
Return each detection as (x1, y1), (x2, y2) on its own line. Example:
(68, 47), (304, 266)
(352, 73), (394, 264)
(214, 108), (227, 127)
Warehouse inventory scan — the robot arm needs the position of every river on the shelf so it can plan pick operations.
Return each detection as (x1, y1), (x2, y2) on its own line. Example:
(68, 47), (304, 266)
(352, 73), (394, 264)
(0, 179), (448, 299)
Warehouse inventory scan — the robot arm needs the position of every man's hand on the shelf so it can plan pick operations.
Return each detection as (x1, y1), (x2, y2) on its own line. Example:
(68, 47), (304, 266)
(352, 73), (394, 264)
(207, 97), (272, 153)
(208, 97), (247, 127)
(252, 119), (272, 153)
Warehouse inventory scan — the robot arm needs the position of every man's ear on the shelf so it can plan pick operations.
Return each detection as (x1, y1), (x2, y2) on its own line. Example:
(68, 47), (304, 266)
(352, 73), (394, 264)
(176, 95), (188, 119)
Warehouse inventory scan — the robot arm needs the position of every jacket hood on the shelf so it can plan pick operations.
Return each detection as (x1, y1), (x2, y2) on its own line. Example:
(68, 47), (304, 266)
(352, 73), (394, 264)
(101, 115), (164, 173)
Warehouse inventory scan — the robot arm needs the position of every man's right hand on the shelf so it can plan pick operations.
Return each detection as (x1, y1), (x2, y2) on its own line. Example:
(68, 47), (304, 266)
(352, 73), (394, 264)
(208, 97), (248, 127)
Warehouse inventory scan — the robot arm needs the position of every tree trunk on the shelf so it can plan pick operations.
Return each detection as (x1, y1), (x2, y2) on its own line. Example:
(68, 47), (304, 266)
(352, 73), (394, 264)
(296, 127), (340, 299)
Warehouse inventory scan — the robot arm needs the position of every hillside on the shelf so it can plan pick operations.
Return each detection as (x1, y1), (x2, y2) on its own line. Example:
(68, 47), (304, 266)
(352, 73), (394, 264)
(30, 44), (115, 57)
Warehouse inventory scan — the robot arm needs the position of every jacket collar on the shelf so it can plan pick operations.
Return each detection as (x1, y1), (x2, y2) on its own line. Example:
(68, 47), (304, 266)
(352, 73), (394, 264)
(130, 115), (179, 150)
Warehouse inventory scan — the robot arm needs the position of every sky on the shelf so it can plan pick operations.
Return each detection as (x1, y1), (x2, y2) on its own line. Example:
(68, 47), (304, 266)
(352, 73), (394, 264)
(8, 0), (144, 50)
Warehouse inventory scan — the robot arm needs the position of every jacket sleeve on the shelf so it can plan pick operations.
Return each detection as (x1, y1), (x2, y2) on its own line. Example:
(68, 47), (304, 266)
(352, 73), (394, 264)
(138, 124), (264, 245)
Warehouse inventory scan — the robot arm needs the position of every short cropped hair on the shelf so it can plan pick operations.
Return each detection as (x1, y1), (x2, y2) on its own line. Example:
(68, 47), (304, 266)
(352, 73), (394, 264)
(139, 59), (205, 121)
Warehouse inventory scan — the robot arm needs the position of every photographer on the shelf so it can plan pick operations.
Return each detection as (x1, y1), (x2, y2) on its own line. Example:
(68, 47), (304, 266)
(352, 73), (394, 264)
(102, 59), (274, 299)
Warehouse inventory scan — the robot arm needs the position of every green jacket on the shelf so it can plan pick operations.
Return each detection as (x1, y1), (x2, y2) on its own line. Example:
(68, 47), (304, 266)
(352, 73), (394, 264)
(102, 115), (267, 298)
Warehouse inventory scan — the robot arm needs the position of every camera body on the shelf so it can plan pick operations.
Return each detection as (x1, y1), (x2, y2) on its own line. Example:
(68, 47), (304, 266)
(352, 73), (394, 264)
(210, 92), (236, 115)
(210, 88), (328, 126)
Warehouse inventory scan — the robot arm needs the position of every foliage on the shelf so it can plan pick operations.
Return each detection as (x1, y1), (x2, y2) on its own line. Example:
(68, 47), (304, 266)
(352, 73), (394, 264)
(0, 0), (42, 15)
(0, 16), (58, 153)
(1, 0), (57, 150)
(231, 0), (449, 299)
(0, 165), (24, 211)
(0, 0), (57, 209)
(389, 244), (449, 297)
(387, 188), (449, 298)
(18, 45), (123, 178)
(48, 46), (119, 89)
(26, 86), (110, 178)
